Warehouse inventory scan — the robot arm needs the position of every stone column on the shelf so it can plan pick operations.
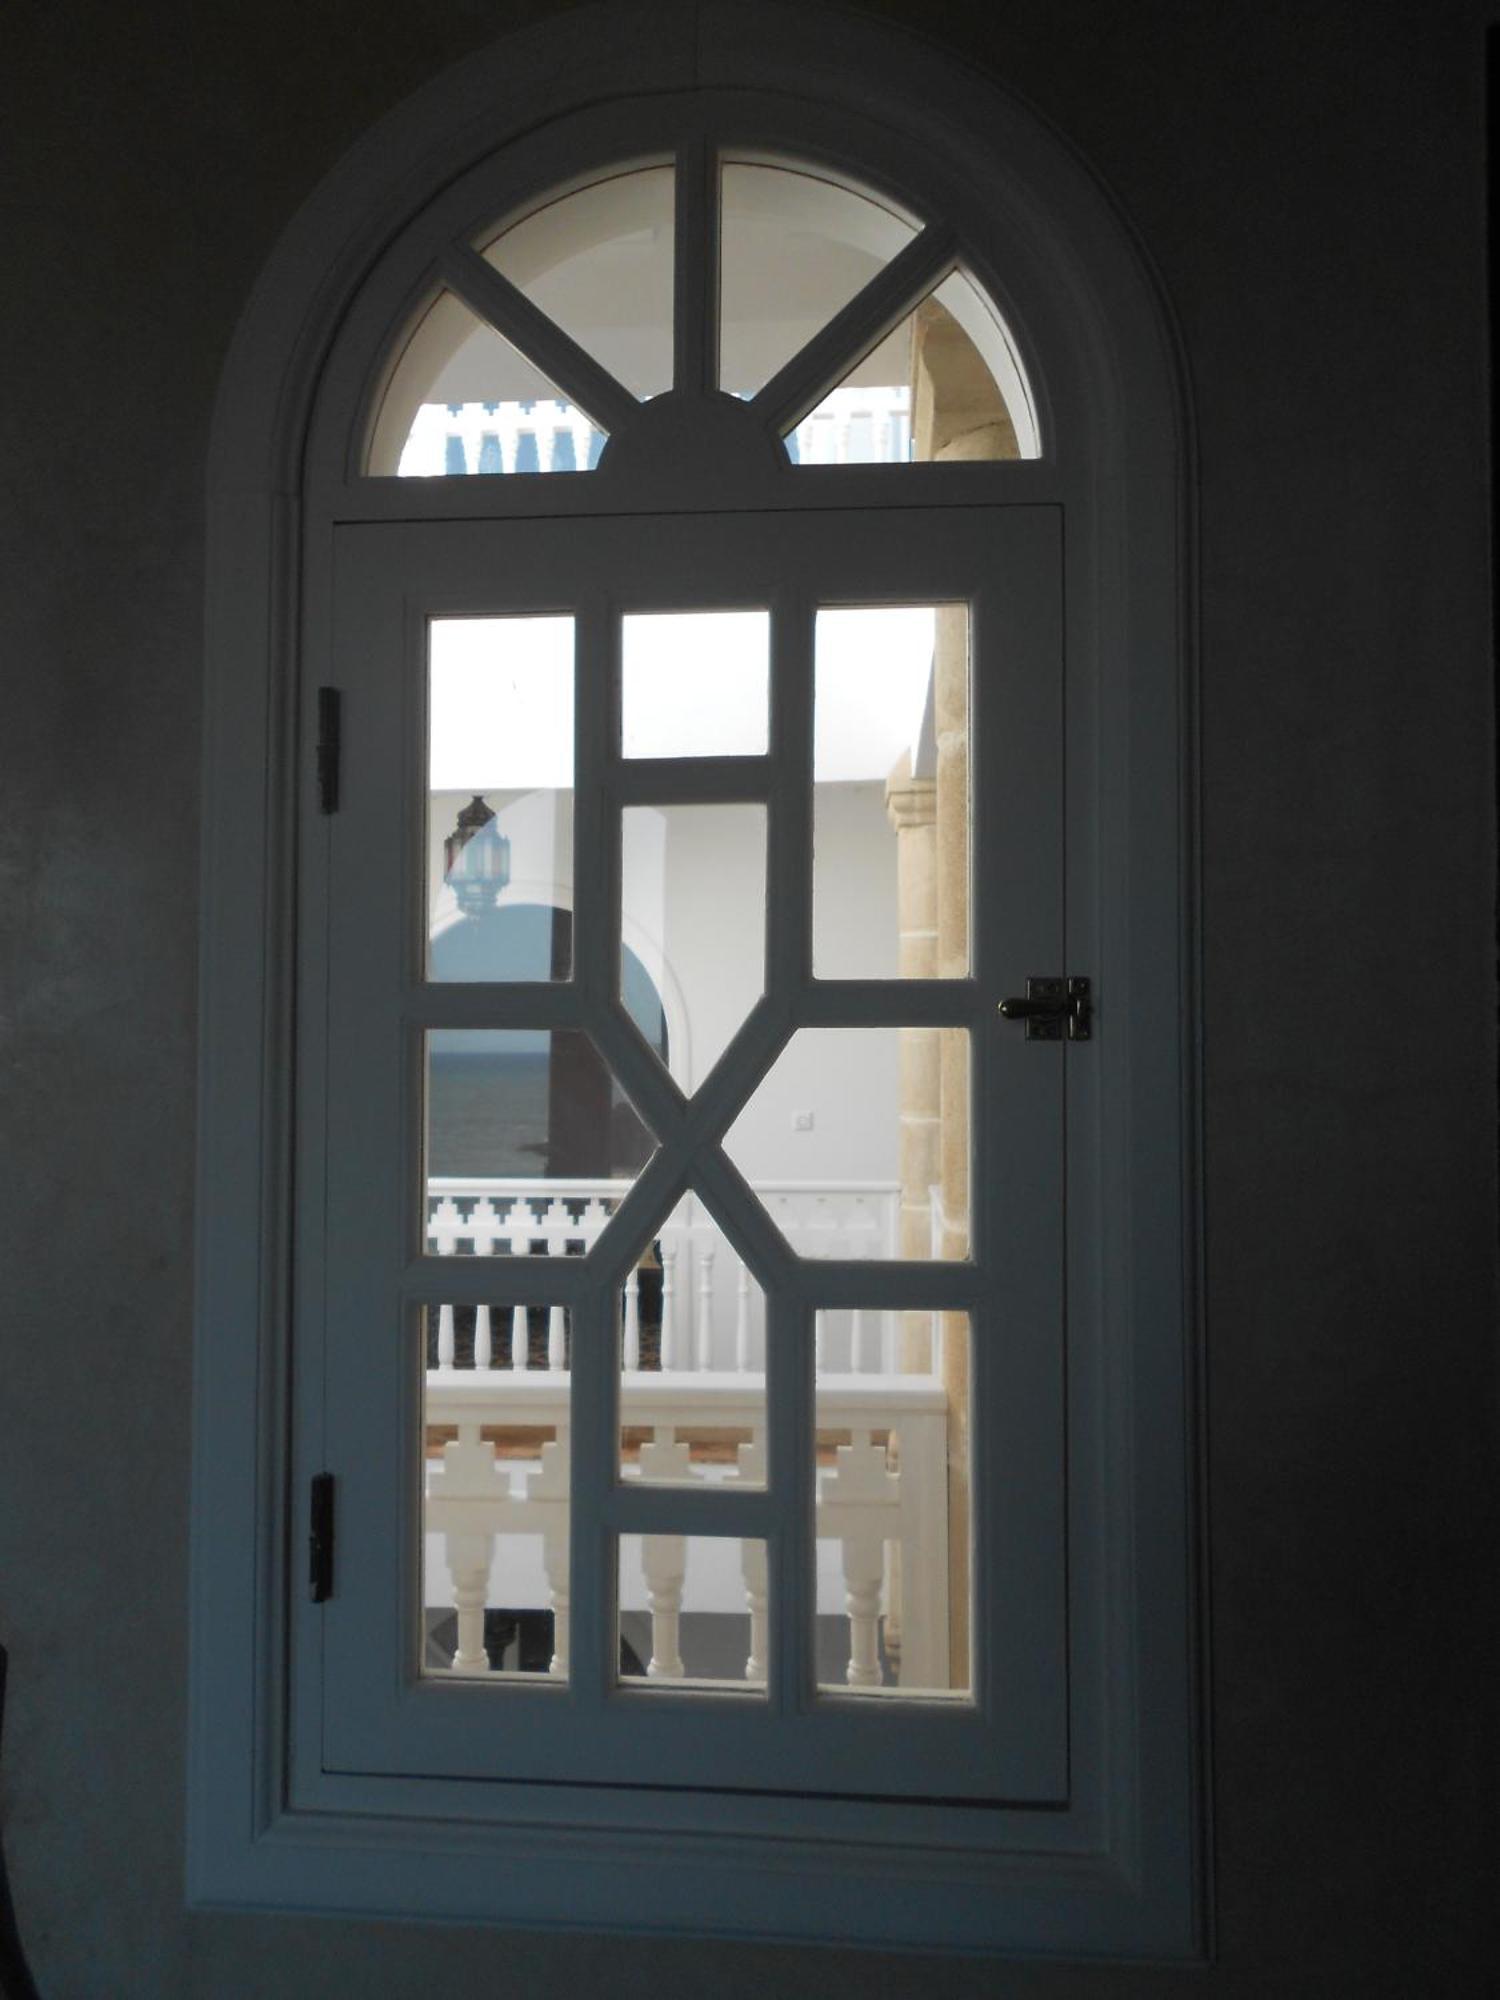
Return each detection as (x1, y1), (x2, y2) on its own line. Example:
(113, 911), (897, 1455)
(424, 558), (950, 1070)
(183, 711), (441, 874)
(911, 293), (1020, 1679)
(885, 754), (939, 1371)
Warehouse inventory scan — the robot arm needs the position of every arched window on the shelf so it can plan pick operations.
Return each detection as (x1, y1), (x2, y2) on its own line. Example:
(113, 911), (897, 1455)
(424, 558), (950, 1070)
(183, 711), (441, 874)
(191, 3), (1199, 1957)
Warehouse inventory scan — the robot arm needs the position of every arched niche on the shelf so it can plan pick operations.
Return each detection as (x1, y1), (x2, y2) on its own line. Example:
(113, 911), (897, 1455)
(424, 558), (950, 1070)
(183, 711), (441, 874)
(192, 0), (1201, 1957)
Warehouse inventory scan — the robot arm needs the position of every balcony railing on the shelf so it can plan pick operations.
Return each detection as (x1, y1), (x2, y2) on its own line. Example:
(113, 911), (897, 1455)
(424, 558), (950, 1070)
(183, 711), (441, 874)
(423, 1176), (954, 1692)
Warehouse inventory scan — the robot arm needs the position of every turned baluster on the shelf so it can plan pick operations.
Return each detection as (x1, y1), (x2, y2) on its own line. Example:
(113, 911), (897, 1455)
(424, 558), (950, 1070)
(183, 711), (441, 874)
(531, 1435), (570, 1677)
(547, 1304), (567, 1372)
(445, 1530), (492, 1673)
(544, 1539), (570, 1679)
(431, 1203), (459, 1369)
(695, 1239), (715, 1370)
(660, 1243), (678, 1369)
(883, 1539), (903, 1685)
(622, 1268), (641, 1371)
(843, 1541), (885, 1687)
(734, 1259), (752, 1374)
(510, 1304), (528, 1371)
(642, 1534), (687, 1678)
(473, 1302), (492, 1370)
(821, 1430), (898, 1688)
(741, 1536), (769, 1683)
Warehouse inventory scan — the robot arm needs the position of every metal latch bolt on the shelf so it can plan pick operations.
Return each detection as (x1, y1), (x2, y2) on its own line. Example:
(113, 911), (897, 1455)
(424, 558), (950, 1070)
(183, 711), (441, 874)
(998, 976), (1092, 1041)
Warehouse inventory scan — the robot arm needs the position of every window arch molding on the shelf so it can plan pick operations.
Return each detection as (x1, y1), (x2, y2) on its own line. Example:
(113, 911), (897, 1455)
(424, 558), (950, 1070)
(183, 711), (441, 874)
(193, 0), (1202, 1959)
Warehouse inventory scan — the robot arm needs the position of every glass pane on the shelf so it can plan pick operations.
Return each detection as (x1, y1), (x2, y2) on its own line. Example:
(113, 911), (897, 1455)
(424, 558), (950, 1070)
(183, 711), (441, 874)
(369, 290), (611, 476)
(423, 1303), (571, 1679)
(428, 616), (574, 982)
(621, 611), (770, 759)
(619, 1535), (770, 1688)
(722, 1028), (972, 1260)
(619, 1195), (767, 1483)
(813, 604), (969, 980)
(815, 1313), (970, 1696)
(786, 269), (1039, 464)
(719, 161), (917, 399)
(622, 804), (766, 1084)
(425, 1029), (655, 1255)
(479, 168), (674, 402)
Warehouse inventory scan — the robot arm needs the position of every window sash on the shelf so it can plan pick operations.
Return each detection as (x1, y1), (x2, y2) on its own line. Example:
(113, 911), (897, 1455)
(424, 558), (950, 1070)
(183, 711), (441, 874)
(299, 504), (1068, 1803)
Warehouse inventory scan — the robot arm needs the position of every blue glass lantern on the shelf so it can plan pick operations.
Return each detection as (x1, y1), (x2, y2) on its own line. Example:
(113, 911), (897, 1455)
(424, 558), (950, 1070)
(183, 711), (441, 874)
(444, 795), (511, 915)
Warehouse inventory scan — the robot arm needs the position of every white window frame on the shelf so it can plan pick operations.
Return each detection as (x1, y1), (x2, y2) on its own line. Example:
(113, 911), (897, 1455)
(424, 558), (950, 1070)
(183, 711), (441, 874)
(189, 0), (1204, 1957)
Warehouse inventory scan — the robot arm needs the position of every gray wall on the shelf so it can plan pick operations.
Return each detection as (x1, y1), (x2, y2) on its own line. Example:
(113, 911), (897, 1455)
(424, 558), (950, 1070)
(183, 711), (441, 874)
(2, 1), (1494, 1992)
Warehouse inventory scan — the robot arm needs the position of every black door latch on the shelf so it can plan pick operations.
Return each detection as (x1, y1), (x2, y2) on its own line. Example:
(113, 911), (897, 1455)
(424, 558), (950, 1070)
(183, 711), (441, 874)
(998, 976), (1092, 1041)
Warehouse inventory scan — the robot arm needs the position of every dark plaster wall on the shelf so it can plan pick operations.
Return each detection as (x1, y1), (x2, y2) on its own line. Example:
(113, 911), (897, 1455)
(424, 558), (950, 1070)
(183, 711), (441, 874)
(1, 1), (1494, 1992)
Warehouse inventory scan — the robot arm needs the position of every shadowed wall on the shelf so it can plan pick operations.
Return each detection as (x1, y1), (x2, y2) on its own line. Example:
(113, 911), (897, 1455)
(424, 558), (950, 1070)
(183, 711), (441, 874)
(0, 1), (1494, 1992)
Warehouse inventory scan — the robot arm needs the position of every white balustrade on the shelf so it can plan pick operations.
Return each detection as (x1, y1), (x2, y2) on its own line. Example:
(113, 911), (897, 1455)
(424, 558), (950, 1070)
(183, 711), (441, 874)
(424, 1372), (949, 1693)
(422, 1175), (944, 1690)
(425, 1178), (901, 1374)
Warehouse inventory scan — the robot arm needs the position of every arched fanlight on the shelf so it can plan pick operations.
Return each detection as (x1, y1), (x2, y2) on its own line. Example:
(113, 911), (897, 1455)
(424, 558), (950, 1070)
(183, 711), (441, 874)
(364, 154), (1040, 477)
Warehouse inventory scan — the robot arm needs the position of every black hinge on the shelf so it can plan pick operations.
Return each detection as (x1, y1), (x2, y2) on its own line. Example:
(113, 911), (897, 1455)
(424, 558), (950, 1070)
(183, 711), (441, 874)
(316, 687), (341, 815)
(308, 1473), (336, 1602)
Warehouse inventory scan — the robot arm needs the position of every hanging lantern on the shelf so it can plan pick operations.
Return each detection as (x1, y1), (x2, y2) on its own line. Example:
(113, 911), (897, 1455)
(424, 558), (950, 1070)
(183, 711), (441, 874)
(444, 795), (511, 915)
